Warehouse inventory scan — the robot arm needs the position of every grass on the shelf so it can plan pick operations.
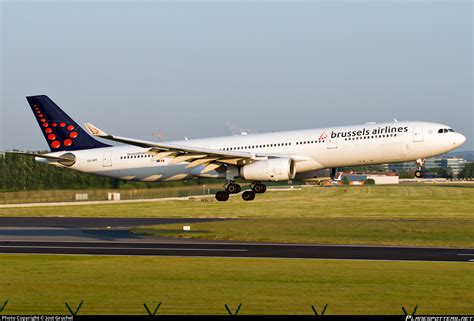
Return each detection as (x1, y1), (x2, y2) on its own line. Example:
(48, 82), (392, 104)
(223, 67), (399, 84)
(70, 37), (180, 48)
(1, 185), (473, 247)
(1, 186), (472, 315)
(133, 218), (474, 247)
(1, 185), (473, 219)
(0, 255), (472, 315)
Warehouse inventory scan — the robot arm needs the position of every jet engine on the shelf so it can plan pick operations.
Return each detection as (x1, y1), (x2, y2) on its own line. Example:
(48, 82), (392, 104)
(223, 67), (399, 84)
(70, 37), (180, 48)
(240, 158), (296, 182)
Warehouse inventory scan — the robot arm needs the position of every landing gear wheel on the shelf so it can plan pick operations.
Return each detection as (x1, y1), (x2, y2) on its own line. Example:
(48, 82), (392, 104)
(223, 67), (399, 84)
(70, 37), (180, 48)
(415, 170), (424, 178)
(215, 191), (230, 202)
(242, 191), (256, 201)
(415, 159), (425, 179)
(226, 183), (241, 194)
(252, 183), (267, 194)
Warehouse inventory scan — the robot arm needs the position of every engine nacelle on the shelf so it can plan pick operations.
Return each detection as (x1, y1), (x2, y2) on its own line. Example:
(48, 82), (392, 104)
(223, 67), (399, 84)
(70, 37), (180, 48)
(240, 158), (296, 182)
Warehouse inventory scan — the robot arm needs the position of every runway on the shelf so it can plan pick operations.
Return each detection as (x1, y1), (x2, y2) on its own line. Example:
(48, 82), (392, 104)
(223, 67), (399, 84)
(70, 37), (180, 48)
(1, 240), (473, 262)
(0, 217), (472, 262)
(0, 216), (226, 228)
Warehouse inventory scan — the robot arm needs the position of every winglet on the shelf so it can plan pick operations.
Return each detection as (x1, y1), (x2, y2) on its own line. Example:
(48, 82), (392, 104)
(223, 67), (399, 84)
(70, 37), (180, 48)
(84, 123), (108, 137)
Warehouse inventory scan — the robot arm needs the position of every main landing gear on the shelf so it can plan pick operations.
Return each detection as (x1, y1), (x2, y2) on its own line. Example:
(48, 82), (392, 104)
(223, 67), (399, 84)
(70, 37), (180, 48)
(215, 181), (267, 202)
(215, 191), (230, 202)
(415, 159), (425, 178)
(215, 182), (241, 202)
(242, 191), (255, 201)
(251, 182), (267, 194)
(224, 182), (241, 194)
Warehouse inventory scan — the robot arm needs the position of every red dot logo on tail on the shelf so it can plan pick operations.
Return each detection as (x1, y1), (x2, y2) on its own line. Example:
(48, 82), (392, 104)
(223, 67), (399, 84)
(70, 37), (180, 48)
(51, 141), (61, 149)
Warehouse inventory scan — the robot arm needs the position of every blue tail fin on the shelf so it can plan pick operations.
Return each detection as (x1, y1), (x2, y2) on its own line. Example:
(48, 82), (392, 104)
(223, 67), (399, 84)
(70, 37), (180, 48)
(26, 95), (110, 152)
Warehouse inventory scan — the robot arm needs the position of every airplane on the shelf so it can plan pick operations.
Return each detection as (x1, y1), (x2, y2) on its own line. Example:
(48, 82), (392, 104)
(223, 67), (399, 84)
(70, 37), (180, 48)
(5, 95), (467, 201)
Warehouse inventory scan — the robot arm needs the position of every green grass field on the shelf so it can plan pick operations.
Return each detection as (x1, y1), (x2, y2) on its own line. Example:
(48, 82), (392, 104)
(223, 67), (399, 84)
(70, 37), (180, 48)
(1, 255), (472, 315)
(2, 185), (473, 247)
(1, 185), (473, 219)
(1, 185), (472, 315)
(133, 218), (474, 247)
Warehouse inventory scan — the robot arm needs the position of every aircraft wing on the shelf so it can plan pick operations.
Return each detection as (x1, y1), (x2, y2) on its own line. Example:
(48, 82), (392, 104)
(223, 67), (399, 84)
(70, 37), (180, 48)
(85, 123), (310, 170)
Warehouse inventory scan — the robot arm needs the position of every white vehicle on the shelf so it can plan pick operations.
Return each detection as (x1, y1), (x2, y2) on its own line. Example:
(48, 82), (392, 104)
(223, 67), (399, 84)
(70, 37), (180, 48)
(8, 95), (466, 201)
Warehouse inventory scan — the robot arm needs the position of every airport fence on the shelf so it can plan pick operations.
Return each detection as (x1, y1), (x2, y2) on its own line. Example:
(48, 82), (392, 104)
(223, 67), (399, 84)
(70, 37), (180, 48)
(0, 182), (301, 205)
(0, 299), (421, 316)
(0, 185), (223, 205)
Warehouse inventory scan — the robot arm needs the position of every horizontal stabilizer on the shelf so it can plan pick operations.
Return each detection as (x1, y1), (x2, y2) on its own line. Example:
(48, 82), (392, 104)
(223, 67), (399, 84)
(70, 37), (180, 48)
(4, 151), (73, 161)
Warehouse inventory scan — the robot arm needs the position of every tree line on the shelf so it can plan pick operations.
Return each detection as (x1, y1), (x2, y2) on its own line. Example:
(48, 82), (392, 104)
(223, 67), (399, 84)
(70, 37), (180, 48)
(1, 152), (472, 192)
(0, 152), (117, 191)
(0, 152), (216, 192)
(0, 152), (298, 192)
(460, 163), (474, 179)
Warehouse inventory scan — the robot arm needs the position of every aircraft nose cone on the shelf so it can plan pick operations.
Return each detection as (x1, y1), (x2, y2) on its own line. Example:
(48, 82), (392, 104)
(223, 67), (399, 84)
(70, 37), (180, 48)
(456, 133), (466, 146)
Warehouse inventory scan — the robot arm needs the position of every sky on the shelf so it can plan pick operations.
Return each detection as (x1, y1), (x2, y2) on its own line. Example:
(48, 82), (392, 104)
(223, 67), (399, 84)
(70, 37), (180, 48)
(1, 0), (472, 151)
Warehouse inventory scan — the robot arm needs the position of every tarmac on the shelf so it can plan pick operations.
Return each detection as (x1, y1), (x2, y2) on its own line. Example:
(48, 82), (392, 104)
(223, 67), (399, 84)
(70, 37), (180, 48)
(0, 217), (472, 262)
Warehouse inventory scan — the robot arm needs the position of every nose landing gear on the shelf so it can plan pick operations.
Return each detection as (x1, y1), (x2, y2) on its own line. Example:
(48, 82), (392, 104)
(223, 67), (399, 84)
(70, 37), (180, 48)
(415, 159), (425, 178)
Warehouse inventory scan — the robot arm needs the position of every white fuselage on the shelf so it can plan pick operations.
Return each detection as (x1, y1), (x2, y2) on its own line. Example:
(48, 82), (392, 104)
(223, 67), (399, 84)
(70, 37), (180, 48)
(38, 121), (466, 182)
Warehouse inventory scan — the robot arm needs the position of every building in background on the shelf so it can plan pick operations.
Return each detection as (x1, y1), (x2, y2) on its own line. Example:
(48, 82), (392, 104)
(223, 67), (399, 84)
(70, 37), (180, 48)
(366, 174), (399, 185)
(331, 172), (399, 185)
(425, 158), (443, 169)
(441, 158), (467, 177)
(387, 162), (417, 172)
(388, 156), (467, 178)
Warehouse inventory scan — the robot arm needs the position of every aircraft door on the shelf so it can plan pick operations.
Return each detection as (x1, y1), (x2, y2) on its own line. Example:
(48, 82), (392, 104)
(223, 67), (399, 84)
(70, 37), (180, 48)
(327, 137), (338, 149)
(413, 126), (424, 142)
(103, 150), (113, 167)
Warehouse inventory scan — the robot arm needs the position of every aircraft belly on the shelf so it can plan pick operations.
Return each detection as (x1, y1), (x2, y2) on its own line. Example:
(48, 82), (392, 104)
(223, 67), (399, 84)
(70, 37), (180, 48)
(148, 164), (194, 182)
(91, 164), (193, 182)
(295, 158), (325, 172)
(190, 166), (226, 178)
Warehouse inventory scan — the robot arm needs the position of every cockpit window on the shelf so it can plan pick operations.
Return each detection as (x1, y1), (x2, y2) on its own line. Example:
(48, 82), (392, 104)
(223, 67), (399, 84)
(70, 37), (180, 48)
(438, 128), (452, 133)
(448, 129), (455, 132)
